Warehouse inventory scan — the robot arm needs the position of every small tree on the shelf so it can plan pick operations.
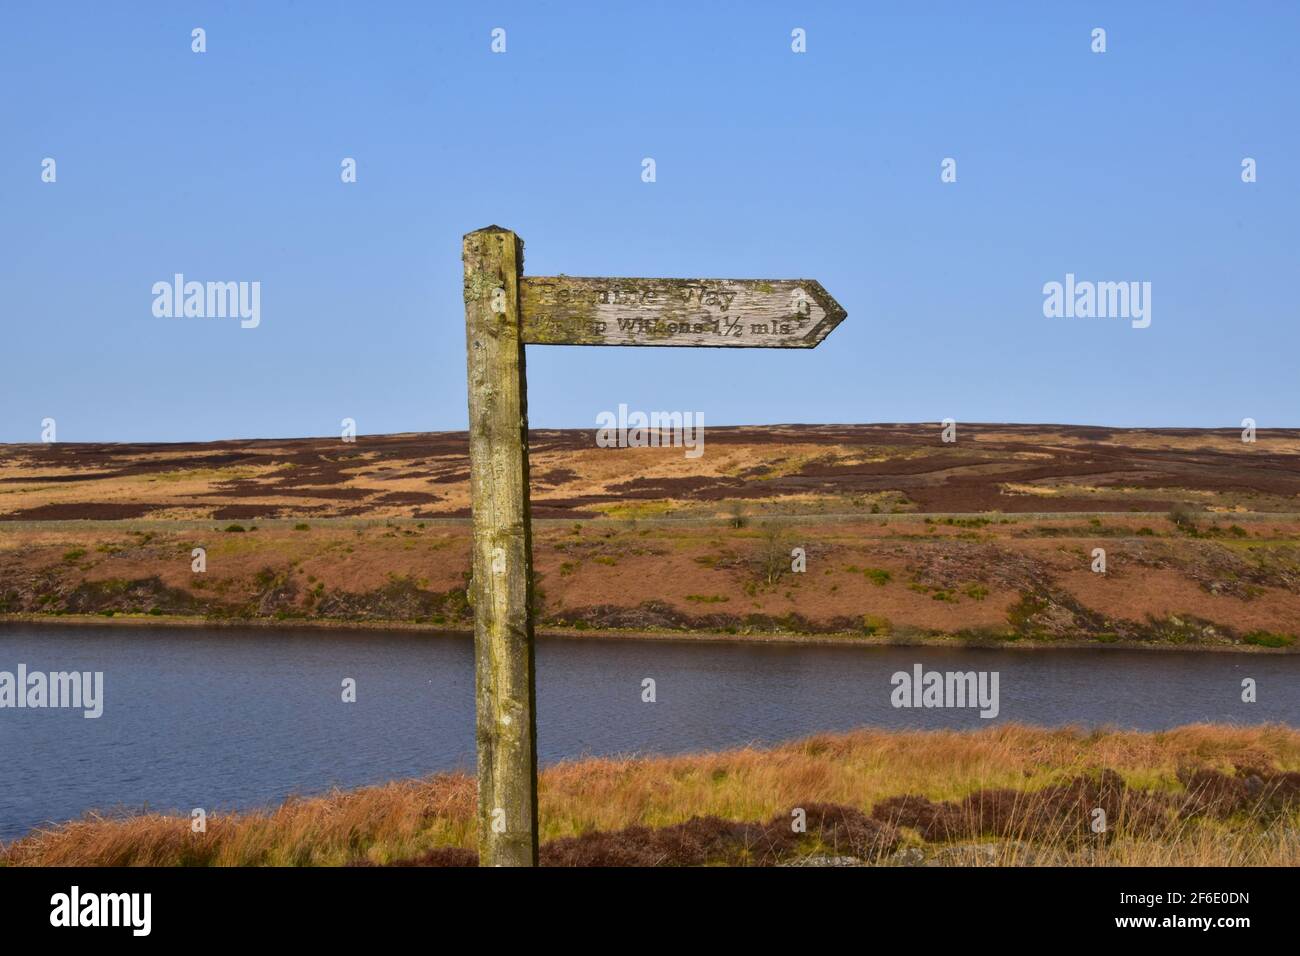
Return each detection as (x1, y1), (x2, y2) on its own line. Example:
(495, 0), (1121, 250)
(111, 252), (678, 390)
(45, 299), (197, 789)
(755, 519), (796, 587)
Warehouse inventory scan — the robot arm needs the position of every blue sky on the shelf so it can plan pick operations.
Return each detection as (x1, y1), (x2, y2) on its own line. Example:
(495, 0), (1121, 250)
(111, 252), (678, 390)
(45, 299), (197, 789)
(2, 1), (1297, 442)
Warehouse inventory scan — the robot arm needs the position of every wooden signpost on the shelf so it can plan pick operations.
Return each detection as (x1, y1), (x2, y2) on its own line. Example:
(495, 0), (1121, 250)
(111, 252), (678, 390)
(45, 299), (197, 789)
(462, 225), (847, 866)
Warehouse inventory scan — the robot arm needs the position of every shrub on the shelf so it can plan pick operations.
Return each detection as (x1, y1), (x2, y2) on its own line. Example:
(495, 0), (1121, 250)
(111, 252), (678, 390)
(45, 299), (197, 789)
(862, 614), (891, 636)
(1243, 631), (1295, 648)
(1168, 504), (1199, 535)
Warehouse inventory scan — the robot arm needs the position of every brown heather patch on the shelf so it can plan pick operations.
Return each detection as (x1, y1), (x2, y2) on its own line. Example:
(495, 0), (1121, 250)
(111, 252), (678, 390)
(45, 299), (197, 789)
(378, 803), (900, 867)
(1056, 566), (1300, 636)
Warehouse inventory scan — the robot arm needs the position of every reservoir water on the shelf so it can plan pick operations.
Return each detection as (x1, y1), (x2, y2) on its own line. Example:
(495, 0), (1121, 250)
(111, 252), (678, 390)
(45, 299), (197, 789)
(1, 623), (1296, 840)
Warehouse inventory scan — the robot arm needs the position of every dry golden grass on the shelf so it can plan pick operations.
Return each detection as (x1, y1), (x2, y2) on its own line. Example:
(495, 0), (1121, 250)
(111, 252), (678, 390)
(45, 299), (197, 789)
(4, 723), (1297, 867)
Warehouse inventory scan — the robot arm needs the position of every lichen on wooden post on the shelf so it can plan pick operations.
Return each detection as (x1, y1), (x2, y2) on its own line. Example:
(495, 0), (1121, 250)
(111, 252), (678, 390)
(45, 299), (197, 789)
(462, 225), (538, 866)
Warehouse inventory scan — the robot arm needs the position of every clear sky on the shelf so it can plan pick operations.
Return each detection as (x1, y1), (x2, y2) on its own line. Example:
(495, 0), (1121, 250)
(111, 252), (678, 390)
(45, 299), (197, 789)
(2, 1), (1297, 443)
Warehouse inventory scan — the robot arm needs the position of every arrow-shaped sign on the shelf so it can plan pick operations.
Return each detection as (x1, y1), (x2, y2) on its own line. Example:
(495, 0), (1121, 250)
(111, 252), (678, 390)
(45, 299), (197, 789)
(520, 276), (846, 348)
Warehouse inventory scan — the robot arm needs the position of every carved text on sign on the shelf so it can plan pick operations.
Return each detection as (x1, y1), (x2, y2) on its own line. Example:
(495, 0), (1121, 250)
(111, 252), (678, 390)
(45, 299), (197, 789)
(519, 276), (846, 348)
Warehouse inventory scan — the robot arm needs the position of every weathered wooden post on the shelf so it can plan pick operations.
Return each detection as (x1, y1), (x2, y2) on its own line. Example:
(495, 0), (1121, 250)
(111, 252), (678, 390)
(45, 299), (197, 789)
(463, 226), (538, 866)
(463, 224), (846, 866)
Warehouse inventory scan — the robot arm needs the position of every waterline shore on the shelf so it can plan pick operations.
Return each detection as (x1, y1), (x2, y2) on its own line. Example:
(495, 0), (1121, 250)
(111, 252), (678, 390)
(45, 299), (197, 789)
(3, 612), (1294, 654)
